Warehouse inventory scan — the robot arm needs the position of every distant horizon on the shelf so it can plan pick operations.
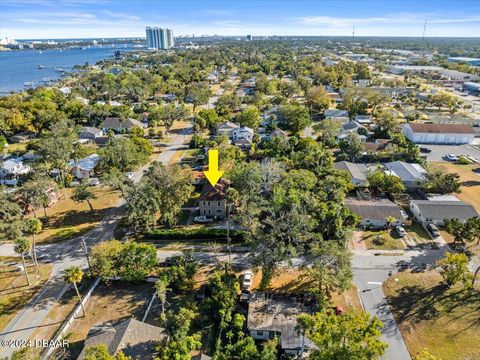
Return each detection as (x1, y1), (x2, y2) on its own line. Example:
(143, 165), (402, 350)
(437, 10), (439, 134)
(1, 1), (479, 39)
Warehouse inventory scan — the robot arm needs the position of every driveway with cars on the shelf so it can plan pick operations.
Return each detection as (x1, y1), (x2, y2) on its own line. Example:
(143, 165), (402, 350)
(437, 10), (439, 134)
(419, 144), (480, 162)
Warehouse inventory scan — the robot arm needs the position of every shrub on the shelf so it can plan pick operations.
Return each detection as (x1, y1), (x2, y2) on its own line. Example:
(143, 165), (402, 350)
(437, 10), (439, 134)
(144, 228), (245, 241)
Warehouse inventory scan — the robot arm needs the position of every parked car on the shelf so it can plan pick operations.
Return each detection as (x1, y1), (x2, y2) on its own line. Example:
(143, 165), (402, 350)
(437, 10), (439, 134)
(88, 178), (100, 186)
(193, 215), (213, 223)
(395, 225), (406, 237)
(446, 153), (458, 161)
(420, 147), (432, 153)
(242, 271), (253, 290)
(427, 223), (440, 237)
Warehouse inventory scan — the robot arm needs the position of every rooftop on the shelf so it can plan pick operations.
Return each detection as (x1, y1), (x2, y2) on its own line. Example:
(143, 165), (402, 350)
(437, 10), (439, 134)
(199, 178), (230, 201)
(345, 198), (404, 220)
(384, 161), (427, 182)
(407, 123), (474, 134)
(411, 200), (478, 221)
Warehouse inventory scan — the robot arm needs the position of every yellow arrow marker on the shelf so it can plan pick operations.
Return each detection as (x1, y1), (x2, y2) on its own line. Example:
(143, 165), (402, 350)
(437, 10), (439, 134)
(203, 149), (223, 187)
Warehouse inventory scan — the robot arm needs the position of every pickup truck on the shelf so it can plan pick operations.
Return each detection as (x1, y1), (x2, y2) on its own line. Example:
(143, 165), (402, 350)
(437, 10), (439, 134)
(193, 215), (214, 223)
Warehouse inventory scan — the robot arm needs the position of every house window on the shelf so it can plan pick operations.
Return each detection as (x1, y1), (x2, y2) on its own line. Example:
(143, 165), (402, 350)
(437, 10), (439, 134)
(208, 201), (211, 206)
(257, 331), (263, 336)
(217, 210), (222, 213)
(208, 210), (211, 215)
(217, 201), (221, 206)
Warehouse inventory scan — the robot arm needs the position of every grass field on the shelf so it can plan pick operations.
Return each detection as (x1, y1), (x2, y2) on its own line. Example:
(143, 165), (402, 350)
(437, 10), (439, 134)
(431, 162), (480, 213)
(362, 230), (407, 250)
(26, 186), (120, 244)
(384, 270), (480, 360)
(0, 256), (53, 331)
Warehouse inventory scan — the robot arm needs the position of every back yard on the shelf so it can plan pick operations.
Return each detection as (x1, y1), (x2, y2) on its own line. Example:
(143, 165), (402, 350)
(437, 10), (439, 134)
(384, 270), (480, 360)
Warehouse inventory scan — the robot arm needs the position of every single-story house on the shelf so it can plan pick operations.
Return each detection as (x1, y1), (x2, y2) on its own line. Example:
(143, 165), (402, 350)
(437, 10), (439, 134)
(354, 114), (373, 125)
(232, 126), (254, 142)
(77, 318), (166, 360)
(324, 109), (349, 121)
(79, 126), (104, 140)
(217, 121), (240, 138)
(101, 117), (146, 133)
(199, 178), (229, 219)
(0, 157), (31, 179)
(233, 138), (252, 150)
(9, 131), (36, 144)
(334, 161), (377, 187)
(345, 198), (404, 228)
(247, 292), (317, 356)
(58, 86), (71, 95)
(69, 154), (100, 179)
(384, 161), (427, 189)
(409, 200), (479, 226)
(403, 123), (475, 144)
(268, 129), (288, 139)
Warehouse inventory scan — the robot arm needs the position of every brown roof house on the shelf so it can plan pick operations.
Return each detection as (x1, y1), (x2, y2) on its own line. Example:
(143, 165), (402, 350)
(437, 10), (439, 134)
(101, 117), (146, 133)
(77, 318), (166, 360)
(199, 178), (230, 220)
(403, 123), (475, 144)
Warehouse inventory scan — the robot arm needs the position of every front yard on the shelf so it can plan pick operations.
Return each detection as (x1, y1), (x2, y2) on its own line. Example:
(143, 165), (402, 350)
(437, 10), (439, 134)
(0, 256), (53, 331)
(362, 230), (407, 250)
(384, 270), (480, 360)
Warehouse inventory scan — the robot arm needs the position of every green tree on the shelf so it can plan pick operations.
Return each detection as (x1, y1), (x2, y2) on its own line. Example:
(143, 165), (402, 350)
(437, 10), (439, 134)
(279, 104), (311, 134)
(338, 133), (364, 162)
(71, 183), (96, 211)
(374, 110), (399, 139)
(299, 310), (387, 360)
(305, 85), (331, 114)
(84, 344), (130, 360)
(25, 218), (42, 269)
(64, 266), (85, 317)
(237, 106), (261, 129)
(423, 167), (461, 194)
(14, 236), (31, 286)
(155, 277), (170, 320)
(367, 169), (405, 197)
(102, 168), (134, 198)
(164, 255), (199, 292)
(118, 242), (157, 282)
(414, 349), (442, 360)
(438, 252), (472, 288)
(197, 108), (220, 131)
(90, 240), (123, 279)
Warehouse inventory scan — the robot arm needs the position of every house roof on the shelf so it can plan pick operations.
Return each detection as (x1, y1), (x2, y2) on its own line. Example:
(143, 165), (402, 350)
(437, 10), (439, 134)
(101, 117), (143, 130)
(247, 292), (317, 351)
(2, 158), (24, 171)
(80, 126), (102, 135)
(233, 126), (254, 135)
(334, 161), (370, 183)
(345, 198), (404, 220)
(384, 161), (427, 183)
(411, 200), (478, 221)
(78, 318), (166, 360)
(324, 109), (349, 118)
(69, 154), (100, 172)
(191, 355), (212, 360)
(199, 178), (230, 201)
(407, 123), (474, 134)
(217, 121), (240, 131)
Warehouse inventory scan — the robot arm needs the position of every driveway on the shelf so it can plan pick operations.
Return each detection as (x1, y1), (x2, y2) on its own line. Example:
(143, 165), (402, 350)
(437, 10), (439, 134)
(419, 144), (480, 162)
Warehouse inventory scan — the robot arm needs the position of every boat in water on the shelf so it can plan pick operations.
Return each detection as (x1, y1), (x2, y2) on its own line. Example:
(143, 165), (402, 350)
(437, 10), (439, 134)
(24, 81), (34, 87)
(54, 67), (66, 73)
(37, 64), (46, 69)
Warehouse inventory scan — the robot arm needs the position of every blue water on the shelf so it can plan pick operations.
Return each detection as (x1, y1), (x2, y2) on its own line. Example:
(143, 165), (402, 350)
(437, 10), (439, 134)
(0, 46), (132, 93)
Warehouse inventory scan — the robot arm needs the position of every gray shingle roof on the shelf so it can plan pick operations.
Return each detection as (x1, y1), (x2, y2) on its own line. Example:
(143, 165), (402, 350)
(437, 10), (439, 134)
(384, 161), (426, 183)
(411, 200), (479, 221)
(345, 198), (403, 220)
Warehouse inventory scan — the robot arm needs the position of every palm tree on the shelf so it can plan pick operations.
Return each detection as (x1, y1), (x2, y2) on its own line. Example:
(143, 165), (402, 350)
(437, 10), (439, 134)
(25, 218), (42, 270)
(14, 236), (31, 286)
(155, 278), (170, 321)
(64, 266), (86, 317)
(71, 183), (96, 211)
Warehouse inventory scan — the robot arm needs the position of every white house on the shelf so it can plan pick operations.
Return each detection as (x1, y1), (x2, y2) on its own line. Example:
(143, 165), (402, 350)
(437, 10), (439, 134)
(334, 161), (377, 187)
(403, 123), (475, 144)
(217, 121), (240, 138)
(247, 292), (317, 356)
(79, 126), (104, 140)
(232, 126), (254, 142)
(384, 161), (427, 189)
(324, 109), (349, 121)
(345, 198), (404, 229)
(409, 200), (479, 226)
(0, 158), (31, 185)
(69, 154), (100, 179)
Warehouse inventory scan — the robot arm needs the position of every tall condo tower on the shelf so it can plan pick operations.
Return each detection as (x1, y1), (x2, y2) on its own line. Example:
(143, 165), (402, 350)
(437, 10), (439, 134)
(146, 27), (175, 49)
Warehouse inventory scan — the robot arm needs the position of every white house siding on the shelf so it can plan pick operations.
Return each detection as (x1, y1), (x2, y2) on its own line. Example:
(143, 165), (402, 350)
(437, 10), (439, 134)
(403, 127), (474, 144)
(199, 200), (226, 219)
(249, 330), (273, 341)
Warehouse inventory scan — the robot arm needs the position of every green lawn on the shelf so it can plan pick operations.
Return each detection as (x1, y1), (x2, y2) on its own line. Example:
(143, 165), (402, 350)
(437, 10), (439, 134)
(384, 270), (480, 360)
(5, 142), (28, 154)
(406, 223), (434, 244)
(362, 230), (406, 250)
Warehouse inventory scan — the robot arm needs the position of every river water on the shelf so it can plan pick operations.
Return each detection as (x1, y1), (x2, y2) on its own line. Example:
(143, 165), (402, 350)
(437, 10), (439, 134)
(0, 45), (133, 93)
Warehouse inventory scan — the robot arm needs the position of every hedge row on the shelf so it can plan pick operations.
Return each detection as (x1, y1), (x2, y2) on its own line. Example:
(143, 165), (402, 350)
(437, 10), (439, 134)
(144, 228), (245, 241)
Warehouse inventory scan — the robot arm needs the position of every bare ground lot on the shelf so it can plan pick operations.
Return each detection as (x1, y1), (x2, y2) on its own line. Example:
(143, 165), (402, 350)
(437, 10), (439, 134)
(61, 281), (154, 359)
(384, 270), (480, 360)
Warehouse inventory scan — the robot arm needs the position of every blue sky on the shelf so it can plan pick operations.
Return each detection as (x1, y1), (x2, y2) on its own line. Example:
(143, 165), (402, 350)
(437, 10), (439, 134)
(1, 0), (479, 39)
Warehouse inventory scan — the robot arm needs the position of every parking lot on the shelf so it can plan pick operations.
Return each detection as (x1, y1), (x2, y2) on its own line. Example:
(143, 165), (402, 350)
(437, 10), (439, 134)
(419, 144), (480, 162)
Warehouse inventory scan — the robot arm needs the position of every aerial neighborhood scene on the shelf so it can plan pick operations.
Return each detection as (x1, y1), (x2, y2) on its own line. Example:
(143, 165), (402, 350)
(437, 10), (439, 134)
(1, 1), (480, 359)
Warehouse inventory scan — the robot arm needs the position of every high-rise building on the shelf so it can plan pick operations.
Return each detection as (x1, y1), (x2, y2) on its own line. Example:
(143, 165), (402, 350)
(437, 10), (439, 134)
(246, 35), (252, 41)
(146, 27), (175, 49)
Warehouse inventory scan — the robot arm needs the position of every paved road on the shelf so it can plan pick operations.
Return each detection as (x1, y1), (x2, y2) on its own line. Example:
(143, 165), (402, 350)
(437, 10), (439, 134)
(0, 126), (190, 358)
(352, 246), (447, 360)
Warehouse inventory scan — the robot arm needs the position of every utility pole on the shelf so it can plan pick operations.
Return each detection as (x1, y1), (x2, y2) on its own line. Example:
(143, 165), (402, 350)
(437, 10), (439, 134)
(422, 19), (427, 41)
(352, 26), (355, 39)
(226, 184), (232, 265)
(80, 236), (92, 276)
